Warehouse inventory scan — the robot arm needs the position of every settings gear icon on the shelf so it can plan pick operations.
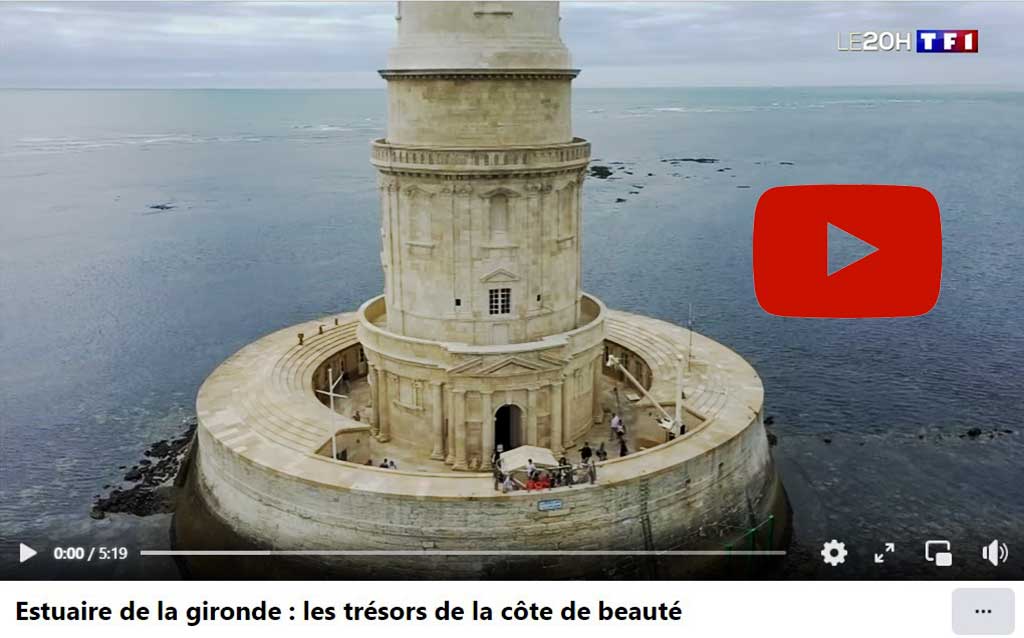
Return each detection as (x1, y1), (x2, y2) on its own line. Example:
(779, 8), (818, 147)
(821, 539), (848, 566)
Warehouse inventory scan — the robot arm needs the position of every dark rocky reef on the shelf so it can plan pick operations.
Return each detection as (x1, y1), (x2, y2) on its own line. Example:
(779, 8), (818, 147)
(91, 417), (197, 519)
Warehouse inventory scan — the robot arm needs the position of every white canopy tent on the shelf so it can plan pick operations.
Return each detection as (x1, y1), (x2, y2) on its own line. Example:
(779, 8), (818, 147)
(498, 445), (559, 473)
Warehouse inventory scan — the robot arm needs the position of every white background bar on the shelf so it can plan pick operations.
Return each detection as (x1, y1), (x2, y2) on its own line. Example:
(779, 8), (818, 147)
(4, 580), (1019, 637)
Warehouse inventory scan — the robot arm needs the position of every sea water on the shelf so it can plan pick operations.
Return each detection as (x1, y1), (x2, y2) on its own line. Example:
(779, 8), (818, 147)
(1, 87), (1022, 578)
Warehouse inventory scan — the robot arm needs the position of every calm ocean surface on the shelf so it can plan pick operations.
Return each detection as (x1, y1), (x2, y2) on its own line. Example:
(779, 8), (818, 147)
(2, 87), (1022, 578)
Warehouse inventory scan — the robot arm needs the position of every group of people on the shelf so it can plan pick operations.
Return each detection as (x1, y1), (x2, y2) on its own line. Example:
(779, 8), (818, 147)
(577, 440), (609, 463)
(370, 415), (631, 483)
(483, 413), (637, 492)
(491, 448), (599, 493)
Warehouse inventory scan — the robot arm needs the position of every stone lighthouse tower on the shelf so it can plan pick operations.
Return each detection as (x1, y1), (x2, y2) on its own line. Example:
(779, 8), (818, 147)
(359, 0), (606, 470)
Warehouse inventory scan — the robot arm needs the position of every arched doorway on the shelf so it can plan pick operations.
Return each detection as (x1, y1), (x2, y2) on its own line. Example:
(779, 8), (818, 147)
(494, 404), (523, 452)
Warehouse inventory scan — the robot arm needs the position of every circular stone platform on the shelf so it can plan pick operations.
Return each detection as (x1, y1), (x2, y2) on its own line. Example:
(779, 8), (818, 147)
(183, 304), (787, 578)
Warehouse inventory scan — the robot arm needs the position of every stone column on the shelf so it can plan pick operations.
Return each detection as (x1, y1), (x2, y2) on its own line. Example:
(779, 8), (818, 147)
(550, 381), (564, 456)
(480, 390), (494, 470)
(452, 388), (468, 471)
(377, 370), (391, 442)
(527, 387), (538, 446)
(592, 356), (603, 424)
(430, 381), (445, 460)
(369, 365), (381, 436)
(562, 374), (573, 448)
(445, 387), (455, 464)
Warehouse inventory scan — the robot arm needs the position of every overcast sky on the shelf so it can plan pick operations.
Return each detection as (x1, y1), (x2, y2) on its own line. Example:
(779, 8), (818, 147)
(1, 1), (1022, 88)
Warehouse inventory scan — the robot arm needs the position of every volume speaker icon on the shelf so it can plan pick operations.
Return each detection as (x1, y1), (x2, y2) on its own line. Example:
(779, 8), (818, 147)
(982, 539), (1009, 566)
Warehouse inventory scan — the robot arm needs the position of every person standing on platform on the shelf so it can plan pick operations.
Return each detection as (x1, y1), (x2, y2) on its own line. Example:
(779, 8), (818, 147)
(611, 413), (624, 440)
(580, 441), (593, 464)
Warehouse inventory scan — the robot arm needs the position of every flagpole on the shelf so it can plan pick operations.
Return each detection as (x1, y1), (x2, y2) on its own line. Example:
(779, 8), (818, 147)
(328, 366), (337, 460)
(687, 303), (694, 372)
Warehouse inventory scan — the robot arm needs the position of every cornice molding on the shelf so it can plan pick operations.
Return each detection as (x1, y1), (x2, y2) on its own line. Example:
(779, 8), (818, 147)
(379, 68), (580, 81)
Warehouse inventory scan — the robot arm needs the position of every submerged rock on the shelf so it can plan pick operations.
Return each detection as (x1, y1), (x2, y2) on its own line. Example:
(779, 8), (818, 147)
(661, 157), (719, 164)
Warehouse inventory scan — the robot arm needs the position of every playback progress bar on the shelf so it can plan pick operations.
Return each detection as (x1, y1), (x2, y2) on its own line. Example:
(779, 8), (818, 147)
(140, 550), (786, 557)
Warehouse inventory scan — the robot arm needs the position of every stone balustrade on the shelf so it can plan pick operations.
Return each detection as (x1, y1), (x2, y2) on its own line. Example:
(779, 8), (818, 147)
(370, 138), (591, 176)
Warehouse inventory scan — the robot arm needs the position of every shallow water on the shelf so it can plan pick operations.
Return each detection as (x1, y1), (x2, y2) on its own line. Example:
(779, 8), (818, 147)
(1, 87), (1022, 578)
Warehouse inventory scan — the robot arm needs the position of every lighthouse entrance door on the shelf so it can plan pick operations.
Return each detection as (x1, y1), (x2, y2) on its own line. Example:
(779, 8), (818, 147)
(494, 404), (523, 451)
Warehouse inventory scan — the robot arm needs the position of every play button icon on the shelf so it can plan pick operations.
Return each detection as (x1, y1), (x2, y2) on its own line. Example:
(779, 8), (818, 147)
(19, 543), (38, 563)
(827, 222), (880, 276)
(753, 184), (942, 318)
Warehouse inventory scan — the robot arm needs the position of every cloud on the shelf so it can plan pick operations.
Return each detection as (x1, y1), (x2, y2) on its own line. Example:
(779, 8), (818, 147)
(562, 2), (1024, 87)
(0, 1), (1021, 88)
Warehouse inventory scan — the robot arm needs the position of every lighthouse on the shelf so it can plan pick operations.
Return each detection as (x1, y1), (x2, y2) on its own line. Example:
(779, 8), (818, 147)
(187, 1), (786, 579)
(360, 1), (604, 470)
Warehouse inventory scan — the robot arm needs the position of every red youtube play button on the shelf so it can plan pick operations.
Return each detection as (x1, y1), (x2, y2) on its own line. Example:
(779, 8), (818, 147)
(753, 185), (942, 318)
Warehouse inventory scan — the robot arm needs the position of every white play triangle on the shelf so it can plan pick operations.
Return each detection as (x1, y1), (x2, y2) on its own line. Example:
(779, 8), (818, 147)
(827, 222), (879, 276)
(19, 543), (37, 563)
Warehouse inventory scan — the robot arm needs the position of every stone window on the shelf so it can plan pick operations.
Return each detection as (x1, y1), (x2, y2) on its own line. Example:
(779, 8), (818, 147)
(558, 184), (574, 237)
(489, 288), (511, 315)
(413, 208), (432, 242)
(489, 194), (508, 238)
(398, 378), (422, 409)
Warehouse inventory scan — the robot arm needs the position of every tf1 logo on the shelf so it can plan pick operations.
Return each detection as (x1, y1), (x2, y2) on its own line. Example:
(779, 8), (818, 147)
(836, 30), (978, 53)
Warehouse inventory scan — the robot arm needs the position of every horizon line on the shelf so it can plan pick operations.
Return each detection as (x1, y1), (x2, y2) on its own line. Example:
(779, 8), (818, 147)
(2, 83), (1022, 91)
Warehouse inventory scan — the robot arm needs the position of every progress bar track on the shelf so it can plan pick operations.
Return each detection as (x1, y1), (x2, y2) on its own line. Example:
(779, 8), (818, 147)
(141, 550), (785, 557)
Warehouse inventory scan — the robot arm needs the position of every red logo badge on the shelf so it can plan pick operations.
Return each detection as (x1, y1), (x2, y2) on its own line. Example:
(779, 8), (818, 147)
(753, 185), (942, 318)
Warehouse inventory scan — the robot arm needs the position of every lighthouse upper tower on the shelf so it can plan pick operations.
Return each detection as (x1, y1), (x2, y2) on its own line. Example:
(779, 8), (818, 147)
(371, 0), (590, 346)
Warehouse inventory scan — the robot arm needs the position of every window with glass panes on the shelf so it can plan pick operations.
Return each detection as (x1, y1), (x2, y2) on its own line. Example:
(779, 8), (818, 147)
(488, 288), (511, 315)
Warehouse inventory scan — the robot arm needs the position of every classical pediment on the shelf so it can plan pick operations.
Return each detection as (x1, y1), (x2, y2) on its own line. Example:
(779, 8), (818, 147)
(478, 186), (521, 199)
(479, 356), (546, 375)
(480, 267), (519, 283)
(446, 354), (561, 378)
(402, 184), (434, 196)
(448, 357), (485, 375)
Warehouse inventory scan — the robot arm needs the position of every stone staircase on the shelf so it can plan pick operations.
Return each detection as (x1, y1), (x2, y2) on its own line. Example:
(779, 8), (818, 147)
(241, 316), (363, 453)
